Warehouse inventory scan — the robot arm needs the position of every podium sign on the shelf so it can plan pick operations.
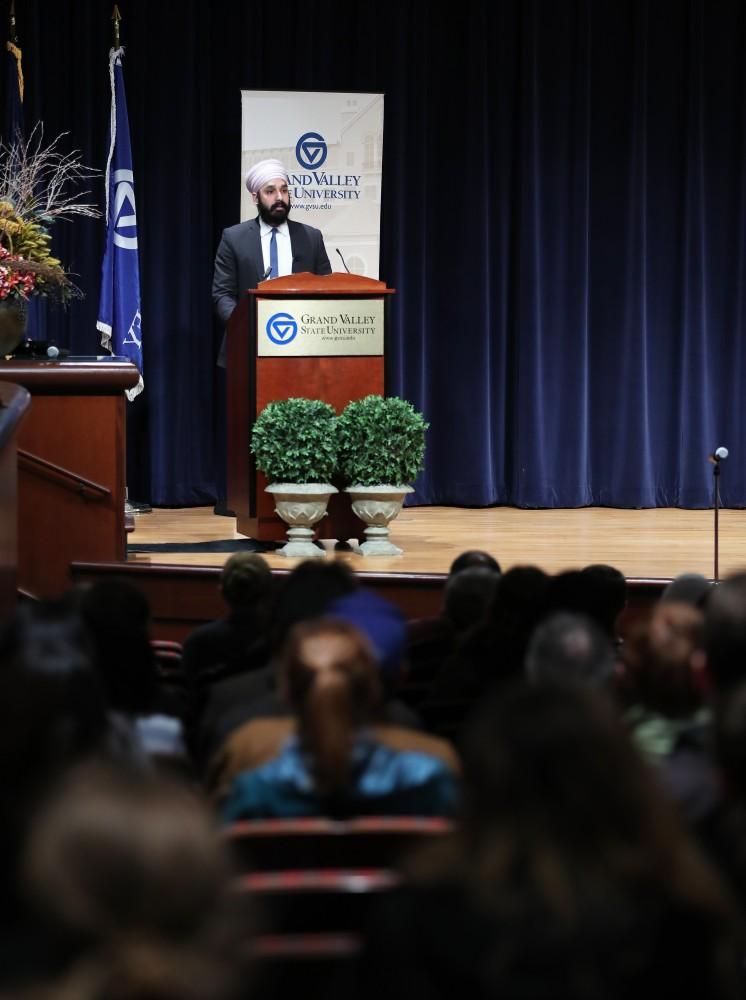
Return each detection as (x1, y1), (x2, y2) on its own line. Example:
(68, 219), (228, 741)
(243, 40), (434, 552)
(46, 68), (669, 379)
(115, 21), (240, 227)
(256, 298), (385, 357)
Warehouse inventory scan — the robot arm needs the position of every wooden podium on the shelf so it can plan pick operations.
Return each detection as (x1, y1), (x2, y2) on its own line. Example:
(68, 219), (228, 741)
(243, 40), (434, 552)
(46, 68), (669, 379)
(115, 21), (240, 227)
(0, 358), (140, 598)
(226, 272), (395, 541)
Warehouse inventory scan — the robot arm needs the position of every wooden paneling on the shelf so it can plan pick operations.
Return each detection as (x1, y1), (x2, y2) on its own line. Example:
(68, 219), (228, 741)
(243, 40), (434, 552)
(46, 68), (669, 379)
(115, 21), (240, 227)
(0, 360), (139, 599)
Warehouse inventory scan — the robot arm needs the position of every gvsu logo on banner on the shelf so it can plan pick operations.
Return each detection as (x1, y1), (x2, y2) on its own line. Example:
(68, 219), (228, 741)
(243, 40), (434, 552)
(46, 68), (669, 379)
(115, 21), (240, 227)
(112, 169), (138, 249)
(266, 312), (298, 346)
(295, 132), (328, 170)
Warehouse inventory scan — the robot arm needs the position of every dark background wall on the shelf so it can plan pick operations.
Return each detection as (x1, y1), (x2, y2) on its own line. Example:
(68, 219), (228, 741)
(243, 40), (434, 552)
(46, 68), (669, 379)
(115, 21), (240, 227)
(7, 0), (746, 509)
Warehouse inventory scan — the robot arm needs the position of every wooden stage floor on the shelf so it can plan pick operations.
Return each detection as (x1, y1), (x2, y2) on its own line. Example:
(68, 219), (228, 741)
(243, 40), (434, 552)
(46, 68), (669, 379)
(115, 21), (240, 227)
(127, 505), (746, 581)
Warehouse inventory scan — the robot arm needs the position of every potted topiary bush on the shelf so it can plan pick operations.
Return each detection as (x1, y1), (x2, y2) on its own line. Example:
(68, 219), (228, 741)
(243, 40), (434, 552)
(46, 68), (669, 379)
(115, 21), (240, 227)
(337, 395), (428, 556)
(250, 397), (338, 558)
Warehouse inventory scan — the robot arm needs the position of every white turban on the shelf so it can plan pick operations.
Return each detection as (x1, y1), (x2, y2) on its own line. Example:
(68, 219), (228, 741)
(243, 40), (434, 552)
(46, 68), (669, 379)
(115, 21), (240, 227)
(245, 158), (289, 194)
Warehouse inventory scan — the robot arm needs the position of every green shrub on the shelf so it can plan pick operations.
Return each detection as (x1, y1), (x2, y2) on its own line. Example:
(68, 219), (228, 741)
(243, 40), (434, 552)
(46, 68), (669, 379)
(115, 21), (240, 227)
(337, 395), (428, 486)
(250, 397), (337, 483)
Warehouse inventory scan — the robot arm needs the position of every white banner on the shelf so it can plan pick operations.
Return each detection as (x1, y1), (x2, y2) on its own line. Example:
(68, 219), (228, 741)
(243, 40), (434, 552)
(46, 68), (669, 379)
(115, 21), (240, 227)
(241, 90), (384, 278)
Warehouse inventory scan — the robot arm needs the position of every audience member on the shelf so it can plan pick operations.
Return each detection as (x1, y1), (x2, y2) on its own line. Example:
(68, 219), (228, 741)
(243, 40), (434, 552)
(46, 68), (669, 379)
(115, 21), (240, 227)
(704, 572), (746, 696)
(355, 683), (744, 1000)
(181, 552), (273, 704)
(0, 601), (111, 987)
(22, 762), (241, 1000)
(429, 565), (549, 703)
(662, 572), (713, 609)
(621, 602), (718, 824)
(525, 612), (618, 692)
(77, 580), (187, 766)
(580, 563), (627, 640)
(404, 556), (501, 702)
(698, 681), (746, 911)
(448, 550), (501, 575)
(217, 619), (459, 819)
(443, 566), (501, 635)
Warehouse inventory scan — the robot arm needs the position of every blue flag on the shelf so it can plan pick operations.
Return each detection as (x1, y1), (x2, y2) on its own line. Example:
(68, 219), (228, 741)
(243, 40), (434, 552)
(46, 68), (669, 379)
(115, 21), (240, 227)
(4, 40), (24, 144)
(97, 46), (143, 400)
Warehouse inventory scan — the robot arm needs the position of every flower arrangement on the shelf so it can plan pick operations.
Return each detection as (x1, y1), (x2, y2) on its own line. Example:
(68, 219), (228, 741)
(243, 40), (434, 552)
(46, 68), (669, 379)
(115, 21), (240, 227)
(0, 125), (100, 304)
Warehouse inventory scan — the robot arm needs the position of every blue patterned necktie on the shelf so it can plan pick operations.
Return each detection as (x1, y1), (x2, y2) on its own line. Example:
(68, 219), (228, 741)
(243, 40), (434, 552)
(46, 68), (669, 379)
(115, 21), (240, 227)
(269, 227), (278, 278)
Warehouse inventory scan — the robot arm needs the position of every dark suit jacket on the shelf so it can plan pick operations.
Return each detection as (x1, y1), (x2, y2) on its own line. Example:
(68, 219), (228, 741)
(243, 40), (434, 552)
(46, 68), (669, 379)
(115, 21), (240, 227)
(212, 216), (332, 363)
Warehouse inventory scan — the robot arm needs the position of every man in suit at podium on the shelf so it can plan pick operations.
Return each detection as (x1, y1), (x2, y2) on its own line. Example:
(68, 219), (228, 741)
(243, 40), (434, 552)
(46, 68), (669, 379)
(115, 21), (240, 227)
(212, 158), (332, 366)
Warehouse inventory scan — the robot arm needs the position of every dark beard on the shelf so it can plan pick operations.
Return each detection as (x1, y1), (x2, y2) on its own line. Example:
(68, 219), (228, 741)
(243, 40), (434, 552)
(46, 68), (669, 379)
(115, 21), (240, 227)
(257, 200), (290, 225)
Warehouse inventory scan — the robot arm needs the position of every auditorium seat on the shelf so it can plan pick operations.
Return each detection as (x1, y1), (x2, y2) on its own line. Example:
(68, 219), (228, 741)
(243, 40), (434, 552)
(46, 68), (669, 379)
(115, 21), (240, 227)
(224, 815), (455, 872)
(150, 638), (186, 710)
(226, 817), (454, 993)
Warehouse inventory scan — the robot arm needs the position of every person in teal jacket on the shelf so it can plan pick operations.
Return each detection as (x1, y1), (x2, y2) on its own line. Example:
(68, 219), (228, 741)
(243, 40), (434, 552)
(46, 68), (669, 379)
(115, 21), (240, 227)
(219, 619), (459, 822)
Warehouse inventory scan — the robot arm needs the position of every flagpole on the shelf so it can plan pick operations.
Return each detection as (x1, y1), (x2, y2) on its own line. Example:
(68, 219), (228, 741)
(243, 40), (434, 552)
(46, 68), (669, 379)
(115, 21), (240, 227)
(102, 5), (151, 516)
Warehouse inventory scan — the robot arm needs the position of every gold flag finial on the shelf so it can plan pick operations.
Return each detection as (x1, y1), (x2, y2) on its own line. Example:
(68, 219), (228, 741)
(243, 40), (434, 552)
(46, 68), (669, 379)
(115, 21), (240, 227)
(9, 0), (18, 45)
(112, 5), (121, 48)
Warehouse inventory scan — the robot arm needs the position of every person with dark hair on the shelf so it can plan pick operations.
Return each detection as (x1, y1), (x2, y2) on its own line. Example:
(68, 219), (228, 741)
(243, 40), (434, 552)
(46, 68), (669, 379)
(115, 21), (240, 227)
(448, 550), (501, 575)
(182, 552), (273, 689)
(403, 559), (502, 707)
(0, 600), (111, 987)
(662, 573), (713, 609)
(704, 572), (746, 696)
(525, 612), (618, 692)
(77, 580), (186, 764)
(580, 563), (627, 640)
(180, 553), (274, 744)
(428, 565), (550, 704)
(355, 683), (744, 1000)
(621, 602), (718, 824)
(443, 567), (501, 635)
(21, 762), (241, 1000)
(698, 681), (746, 912)
(544, 568), (624, 637)
(218, 620), (459, 820)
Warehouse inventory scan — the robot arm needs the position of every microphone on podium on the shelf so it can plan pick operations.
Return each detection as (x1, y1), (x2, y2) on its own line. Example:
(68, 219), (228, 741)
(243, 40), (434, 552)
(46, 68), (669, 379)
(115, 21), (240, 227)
(260, 265), (272, 281)
(335, 248), (351, 274)
(708, 446), (729, 463)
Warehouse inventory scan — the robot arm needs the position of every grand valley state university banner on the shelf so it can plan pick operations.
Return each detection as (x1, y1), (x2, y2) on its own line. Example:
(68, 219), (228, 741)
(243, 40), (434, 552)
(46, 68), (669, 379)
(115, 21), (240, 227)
(241, 90), (384, 278)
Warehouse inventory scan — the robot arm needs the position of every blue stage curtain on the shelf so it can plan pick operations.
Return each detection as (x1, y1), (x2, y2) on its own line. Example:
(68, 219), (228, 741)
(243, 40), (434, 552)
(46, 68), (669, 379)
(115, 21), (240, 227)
(9, 0), (746, 508)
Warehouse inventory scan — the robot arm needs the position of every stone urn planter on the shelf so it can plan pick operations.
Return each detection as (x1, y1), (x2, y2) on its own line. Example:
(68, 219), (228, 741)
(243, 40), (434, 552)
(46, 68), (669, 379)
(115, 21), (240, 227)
(345, 484), (413, 556)
(266, 482), (338, 558)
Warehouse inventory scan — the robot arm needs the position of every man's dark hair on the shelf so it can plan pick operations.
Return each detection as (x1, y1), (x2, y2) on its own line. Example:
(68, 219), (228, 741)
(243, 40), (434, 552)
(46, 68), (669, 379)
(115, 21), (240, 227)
(220, 552), (272, 610)
(581, 564), (627, 637)
(705, 574), (746, 694)
(449, 550), (501, 576)
(525, 612), (617, 691)
(443, 566), (500, 633)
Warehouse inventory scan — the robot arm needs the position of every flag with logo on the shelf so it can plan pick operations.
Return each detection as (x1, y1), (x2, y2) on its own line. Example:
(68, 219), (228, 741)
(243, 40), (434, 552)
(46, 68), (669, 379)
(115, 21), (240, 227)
(97, 46), (142, 400)
(4, 37), (23, 143)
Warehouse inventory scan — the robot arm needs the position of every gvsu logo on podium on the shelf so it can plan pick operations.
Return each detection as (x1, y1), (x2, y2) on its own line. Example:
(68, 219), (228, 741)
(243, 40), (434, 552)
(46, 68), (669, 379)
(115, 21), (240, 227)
(266, 312), (298, 346)
(295, 132), (328, 170)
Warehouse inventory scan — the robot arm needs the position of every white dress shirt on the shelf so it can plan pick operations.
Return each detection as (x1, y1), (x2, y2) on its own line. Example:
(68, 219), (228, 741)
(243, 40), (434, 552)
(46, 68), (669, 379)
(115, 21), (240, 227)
(259, 219), (293, 277)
